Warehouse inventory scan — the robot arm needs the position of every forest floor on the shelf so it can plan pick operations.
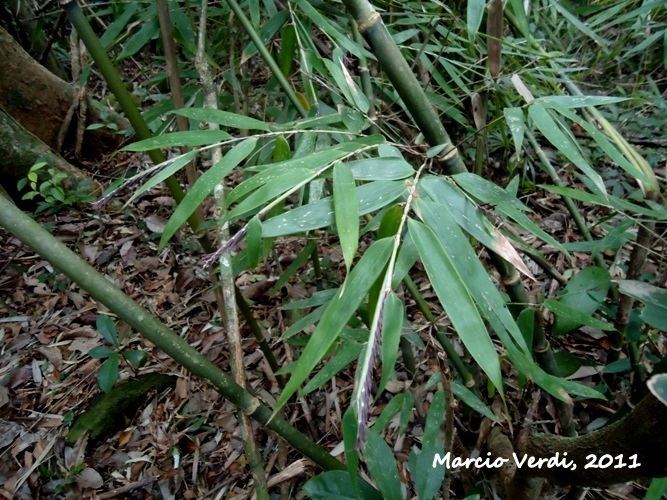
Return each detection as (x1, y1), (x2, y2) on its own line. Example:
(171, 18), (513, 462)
(1, 158), (658, 499)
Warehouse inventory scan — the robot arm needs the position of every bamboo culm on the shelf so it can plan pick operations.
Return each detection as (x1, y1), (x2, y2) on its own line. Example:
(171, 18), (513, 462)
(0, 194), (344, 472)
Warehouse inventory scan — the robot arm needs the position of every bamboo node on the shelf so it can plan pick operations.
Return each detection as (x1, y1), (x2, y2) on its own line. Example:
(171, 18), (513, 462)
(243, 397), (262, 415)
(358, 12), (381, 33)
(439, 146), (459, 161)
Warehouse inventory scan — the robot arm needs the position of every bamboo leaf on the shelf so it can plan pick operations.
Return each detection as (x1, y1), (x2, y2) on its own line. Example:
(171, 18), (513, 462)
(100, 3), (140, 48)
(420, 176), (534, 280)
(347, 157), (415, 181)
(544, 299), (613, 331)
(408, 219), (504, 394)
(302, 341), (363, 395)
(452, 380), (499, 421)
(503, 107), (525, 156)
(618, 281), (667, 331)
(364, 431), (402, 500)
(467, 0), (486, 36)
(273, 239), (393, 415)
(118, 16), (159, 60)
(528, 104), (606, 195)
(333, 162), (359, 272)
(533, 95), (628, 109)
(453, 173), (569, 255)
(227, 168), (313, 221)
(122, 131), (231, 151)
(379, 293), (404, 393)
(159, 138), (257, 249)
(246, 216), (263, 268)
(407, 391), (445, 500)
(171, 108), (272, 131)
(262, 181), (406, 237)
(553, 267), (610, 335)
(126, 151), (197, 205)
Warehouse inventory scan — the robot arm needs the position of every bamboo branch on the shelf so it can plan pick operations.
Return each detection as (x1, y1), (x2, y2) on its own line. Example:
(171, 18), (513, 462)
(194, 3), (269, 495)
(156, 0), (198, 186)
(0, 194), (343, 472)
(341, 0), (466, 174)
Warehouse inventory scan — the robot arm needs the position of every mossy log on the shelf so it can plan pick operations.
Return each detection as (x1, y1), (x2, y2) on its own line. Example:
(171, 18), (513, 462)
(66, 373), (177, 445)
(0, 26), (126, 156)
(488, 392), (667, 498)
(0, 106), (100, 195)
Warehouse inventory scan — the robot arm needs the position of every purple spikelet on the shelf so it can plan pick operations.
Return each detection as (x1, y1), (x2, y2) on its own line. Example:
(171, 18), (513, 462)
(201, 227), (246, 267)
(356, 291), (389, 449)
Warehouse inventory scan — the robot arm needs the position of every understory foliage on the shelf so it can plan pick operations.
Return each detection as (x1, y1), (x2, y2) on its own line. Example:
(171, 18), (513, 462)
(8, 0), (667, 497)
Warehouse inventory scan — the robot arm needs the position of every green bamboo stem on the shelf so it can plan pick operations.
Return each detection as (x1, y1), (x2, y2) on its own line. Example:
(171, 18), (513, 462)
(403, 275), (475, 387)
(62, 1), (199, 228)
(156, 0), (198, 186)
(0, 194), (343, 472)
(351, 19), (377, 128)
(341, 0), (466, 174)
(65, 0), (280, 381)
(223, 0), (308, 117)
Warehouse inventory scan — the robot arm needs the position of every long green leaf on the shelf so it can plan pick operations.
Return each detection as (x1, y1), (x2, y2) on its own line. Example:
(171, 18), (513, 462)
(122, 130), (231, 151)
(172, 108), (272, 131)
(365, 431), (402, 500)
(262, 181), (406, 237)
(528, 104), (606, 195)
(126, 151), (197, 205)
(159, 138), (257, 249)
(333, 162), (359, 271)
(408, 219), (504, 394)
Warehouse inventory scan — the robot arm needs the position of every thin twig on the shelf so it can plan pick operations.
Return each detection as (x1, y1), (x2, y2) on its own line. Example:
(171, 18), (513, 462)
(194, 3), (269, 498)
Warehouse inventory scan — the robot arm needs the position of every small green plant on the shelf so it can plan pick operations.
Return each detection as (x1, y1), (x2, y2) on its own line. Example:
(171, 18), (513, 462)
(17, 161), (93, 214)
(89, 314), (148, 392)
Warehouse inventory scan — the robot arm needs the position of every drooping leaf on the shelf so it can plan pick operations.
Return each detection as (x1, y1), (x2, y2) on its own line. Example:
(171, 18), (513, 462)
(420, 176), (534, 280)
(553, 267), (611, 335)
(333, 162), (359, 272)
(365, 431), (402, 500)
(408, 219), (504, 394)
(171, 108), (272, 131)
(262, 181), (406, 237)
(528, 104), (606, 195)
(126, 151), (197, 205)
(302, 341), (363, 395)
(453, 173), (569, 255)
(118, 16), (159, 60)
(246, 216), (263, 268)
(121, 131), (231, 151)
(544, 299), (613, 331)
(618, 280), (667, 331)
(159, 138), (257, 249)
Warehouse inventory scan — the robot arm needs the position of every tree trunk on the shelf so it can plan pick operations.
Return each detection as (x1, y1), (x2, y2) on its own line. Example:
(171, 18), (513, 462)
(0, 106), (100, 194)
(488, 392), (667, 498)
(0, 25), (126, 156)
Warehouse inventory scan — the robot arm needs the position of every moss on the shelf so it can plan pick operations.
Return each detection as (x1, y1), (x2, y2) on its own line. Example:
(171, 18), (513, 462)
(66, 373), (176, 445)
